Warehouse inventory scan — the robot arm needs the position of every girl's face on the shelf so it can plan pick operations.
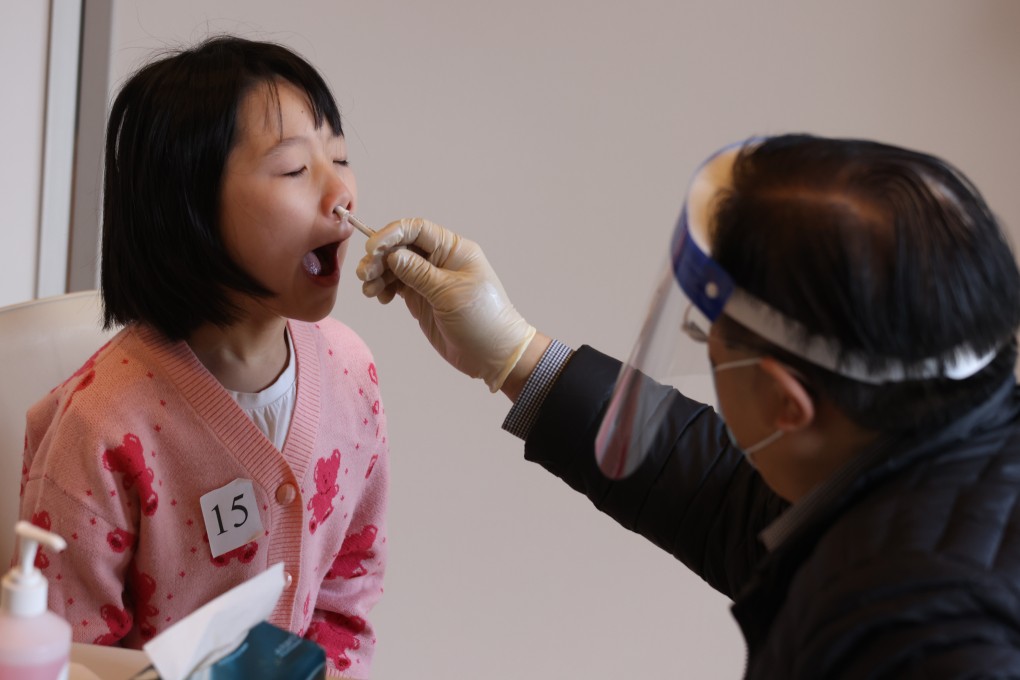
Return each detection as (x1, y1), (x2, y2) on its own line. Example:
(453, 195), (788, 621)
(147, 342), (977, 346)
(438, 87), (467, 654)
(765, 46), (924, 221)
(219, 79), (356, 325)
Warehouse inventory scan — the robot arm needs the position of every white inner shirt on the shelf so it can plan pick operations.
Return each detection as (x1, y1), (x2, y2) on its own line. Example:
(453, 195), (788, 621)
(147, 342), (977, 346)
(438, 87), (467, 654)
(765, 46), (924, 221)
(225, 329), (296, 451)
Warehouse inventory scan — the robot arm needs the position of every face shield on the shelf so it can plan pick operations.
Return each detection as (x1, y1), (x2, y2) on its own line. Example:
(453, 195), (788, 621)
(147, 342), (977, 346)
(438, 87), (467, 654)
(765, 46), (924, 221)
(593, 139), (998, 480)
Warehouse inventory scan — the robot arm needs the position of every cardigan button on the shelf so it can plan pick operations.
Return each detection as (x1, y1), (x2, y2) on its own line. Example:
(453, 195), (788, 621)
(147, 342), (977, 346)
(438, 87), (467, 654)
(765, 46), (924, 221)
(276, 483), (297, 505)
(284, 571), (293, 588)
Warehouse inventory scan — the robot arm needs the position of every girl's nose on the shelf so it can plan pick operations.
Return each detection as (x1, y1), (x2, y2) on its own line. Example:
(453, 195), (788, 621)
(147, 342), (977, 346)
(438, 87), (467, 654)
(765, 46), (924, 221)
(321, 168), (356, 217)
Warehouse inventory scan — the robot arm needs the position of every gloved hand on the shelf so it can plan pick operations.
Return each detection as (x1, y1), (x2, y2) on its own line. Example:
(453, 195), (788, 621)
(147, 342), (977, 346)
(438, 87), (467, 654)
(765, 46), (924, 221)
(355, 218), (537, 393)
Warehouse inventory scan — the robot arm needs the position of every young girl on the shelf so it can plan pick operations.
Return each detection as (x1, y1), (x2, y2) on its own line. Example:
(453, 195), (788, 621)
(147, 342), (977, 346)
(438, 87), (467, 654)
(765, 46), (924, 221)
(18, 36), (388, 678)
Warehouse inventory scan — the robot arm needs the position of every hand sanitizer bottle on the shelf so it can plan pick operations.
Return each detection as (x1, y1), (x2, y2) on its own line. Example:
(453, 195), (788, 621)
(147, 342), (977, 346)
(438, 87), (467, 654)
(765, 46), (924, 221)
(0, 521), (72, 680)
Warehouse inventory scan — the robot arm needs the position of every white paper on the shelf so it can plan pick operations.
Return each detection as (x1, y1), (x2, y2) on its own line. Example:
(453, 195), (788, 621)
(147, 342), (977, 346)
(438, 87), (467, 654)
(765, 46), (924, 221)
(142, 563), (286, 680)
(199, 478), (264, 559)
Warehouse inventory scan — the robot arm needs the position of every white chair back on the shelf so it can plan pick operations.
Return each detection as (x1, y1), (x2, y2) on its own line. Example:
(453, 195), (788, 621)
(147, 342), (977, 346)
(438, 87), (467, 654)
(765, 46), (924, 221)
(0, 291), (117, 565)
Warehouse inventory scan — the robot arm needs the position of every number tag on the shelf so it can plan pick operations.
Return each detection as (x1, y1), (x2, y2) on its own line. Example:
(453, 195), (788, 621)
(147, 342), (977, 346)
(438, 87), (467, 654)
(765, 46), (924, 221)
(200, 479), (264, 559)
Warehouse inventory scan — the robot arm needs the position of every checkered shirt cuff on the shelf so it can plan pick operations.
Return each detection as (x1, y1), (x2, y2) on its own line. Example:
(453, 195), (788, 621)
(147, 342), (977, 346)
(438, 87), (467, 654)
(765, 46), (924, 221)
(501, 339), (574, 440)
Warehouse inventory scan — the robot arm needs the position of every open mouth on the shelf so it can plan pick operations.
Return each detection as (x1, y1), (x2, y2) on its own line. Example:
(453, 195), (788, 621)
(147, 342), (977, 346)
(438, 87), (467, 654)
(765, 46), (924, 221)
(303, 242), (340, 277)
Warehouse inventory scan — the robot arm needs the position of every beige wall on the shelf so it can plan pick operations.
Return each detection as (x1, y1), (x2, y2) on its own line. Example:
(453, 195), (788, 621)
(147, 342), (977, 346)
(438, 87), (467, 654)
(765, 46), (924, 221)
(0, 1), (50, 306)
(38, 1), (1020, 678)
(2, 0), (89, 304)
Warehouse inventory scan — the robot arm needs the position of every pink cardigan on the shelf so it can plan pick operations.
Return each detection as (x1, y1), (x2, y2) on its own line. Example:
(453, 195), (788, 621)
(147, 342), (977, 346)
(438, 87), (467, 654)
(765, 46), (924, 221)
(20, 319), (388, 678)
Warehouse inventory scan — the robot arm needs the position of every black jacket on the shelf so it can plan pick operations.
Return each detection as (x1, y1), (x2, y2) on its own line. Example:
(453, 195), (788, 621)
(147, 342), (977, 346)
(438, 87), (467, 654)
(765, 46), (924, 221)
(524, 345), (1020, 678)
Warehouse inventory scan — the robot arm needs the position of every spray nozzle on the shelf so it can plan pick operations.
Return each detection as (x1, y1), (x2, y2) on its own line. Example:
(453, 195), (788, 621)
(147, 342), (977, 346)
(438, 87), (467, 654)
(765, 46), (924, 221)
(2, 521), (67, 617)
(15, 521), (66, 580)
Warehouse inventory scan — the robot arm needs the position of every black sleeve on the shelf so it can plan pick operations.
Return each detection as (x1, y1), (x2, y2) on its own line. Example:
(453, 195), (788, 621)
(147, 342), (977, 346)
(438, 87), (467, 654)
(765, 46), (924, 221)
(523, 345), (788, 599)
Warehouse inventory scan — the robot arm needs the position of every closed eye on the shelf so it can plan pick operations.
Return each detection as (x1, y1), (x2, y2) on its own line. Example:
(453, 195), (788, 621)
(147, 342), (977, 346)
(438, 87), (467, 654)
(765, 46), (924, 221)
(285, 167), (307, 177)
(334, 159), (349, 168)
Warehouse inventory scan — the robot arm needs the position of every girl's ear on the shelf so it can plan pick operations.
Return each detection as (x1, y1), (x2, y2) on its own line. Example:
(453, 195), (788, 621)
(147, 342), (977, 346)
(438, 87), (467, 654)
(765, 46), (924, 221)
(758, 357), (815, 432)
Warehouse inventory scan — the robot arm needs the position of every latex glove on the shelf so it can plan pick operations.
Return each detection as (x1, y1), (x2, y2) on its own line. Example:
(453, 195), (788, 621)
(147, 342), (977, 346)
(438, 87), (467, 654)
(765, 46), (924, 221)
(356, 218), (536, 393)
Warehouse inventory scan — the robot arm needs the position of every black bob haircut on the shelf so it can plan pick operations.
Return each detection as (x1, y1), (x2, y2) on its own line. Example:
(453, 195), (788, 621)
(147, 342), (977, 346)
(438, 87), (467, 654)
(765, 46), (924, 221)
(711, 134), (1020, 434)
(101, 36), (343, 340)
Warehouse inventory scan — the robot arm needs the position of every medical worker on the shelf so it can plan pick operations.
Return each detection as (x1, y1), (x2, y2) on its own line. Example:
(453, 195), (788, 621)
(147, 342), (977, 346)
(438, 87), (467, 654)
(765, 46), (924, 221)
(358, 134), (1020, 677)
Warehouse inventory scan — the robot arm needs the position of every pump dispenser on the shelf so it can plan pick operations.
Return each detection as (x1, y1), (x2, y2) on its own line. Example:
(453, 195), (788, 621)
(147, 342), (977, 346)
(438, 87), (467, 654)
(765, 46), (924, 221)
(0, 521), (72, 680)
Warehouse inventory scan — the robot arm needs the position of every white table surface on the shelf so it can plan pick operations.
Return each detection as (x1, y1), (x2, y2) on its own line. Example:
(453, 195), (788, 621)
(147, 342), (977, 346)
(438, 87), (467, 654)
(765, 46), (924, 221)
(70, 643), (150, 680)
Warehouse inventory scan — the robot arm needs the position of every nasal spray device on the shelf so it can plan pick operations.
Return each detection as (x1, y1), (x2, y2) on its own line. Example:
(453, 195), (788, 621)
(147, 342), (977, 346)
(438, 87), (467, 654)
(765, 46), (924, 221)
(334, 205), (375, 237)
(0, 522), (72, 680)
(335, 206), (429, 259)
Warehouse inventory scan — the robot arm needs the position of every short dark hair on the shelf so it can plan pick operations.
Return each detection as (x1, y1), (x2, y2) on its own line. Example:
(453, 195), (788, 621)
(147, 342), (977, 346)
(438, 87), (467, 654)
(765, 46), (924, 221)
(711, 134), (1020, 433)
(101, 35), (344, 340)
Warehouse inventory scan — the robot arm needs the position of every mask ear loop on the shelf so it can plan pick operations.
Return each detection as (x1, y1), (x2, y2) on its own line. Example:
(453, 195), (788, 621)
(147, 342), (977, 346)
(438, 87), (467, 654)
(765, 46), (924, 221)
(713, 357), (762, 373)
(742, 429), (784, 466)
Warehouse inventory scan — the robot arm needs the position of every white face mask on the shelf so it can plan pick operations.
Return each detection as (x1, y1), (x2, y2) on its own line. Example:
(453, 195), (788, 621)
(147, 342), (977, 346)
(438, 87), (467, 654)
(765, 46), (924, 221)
(713, 357), (783, 468)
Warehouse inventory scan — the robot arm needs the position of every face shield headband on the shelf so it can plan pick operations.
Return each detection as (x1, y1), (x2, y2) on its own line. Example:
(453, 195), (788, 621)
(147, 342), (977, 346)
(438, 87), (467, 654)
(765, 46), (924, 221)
(593, 140), (998, 480)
